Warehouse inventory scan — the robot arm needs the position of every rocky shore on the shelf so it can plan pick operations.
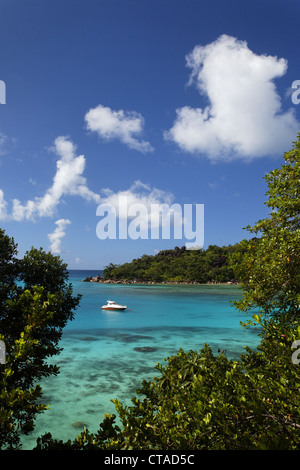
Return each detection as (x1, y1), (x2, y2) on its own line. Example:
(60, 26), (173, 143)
(82, 274), (237, 285)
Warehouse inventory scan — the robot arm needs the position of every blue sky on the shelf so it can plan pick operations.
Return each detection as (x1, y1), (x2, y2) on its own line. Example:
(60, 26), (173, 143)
(0, 0), (300, 269)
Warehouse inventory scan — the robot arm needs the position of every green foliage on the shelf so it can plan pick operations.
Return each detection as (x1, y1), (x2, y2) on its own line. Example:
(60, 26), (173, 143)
(0, 229), (81, 449)
(35, 316), (300, 450)
(0, 294), (50, 449)
(0, 230), (18, 288)
(33, 133), (300, 451)
(34, 414), (122, 450)
(108, 316), (300, 450)
(234, 134), (300, 320)
(2, 135), (300, 450)
(103, 244), (244, 284)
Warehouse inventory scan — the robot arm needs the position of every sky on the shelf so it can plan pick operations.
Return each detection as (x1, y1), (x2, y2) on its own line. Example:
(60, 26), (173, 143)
(0, 0), (300, 269)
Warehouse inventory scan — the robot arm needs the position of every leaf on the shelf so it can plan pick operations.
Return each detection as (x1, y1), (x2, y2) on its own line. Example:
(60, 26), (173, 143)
(203, 413), (212, 425)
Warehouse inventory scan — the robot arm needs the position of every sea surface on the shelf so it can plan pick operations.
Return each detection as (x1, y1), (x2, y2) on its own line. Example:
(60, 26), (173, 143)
(21, 270), (260, 449)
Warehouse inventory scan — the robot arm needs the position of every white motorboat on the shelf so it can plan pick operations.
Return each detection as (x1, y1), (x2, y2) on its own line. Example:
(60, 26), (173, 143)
(101, 300), (127, 311)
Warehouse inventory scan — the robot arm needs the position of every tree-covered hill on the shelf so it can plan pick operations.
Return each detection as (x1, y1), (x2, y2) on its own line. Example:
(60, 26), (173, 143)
(103, 243), (247, 284)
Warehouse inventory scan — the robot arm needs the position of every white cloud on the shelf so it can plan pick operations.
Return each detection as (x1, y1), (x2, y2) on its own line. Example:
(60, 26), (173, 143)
(100, 180), (175, 220)
(0, 133), (7, 155)
(165, 34), (300, 161)
(85, 104), (153, 153)
(208, 181), (218, 190)
(48, 218), (71, 253)
(96, 180), (203, 248)
(98, 179), (184, 235)
(0, 133), (18, 157)
(11, 136), (100, 221)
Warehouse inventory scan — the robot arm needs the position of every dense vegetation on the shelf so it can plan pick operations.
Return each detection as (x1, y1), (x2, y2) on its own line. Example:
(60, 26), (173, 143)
(34, 133), (300, 450)
(1, 134), (299, 450)
(103, 243), (246, 283)
(0, 235), (81, 449)
(36, 316), (300, 450)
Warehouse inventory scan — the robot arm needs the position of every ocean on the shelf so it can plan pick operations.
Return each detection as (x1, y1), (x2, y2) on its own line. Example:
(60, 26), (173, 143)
(21, 270), (260, 449)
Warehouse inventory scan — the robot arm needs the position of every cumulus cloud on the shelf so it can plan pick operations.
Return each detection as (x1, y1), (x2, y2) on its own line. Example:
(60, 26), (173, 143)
(97, 179), (185, 239)
(96, 180), (204, 248)
(0, 133), (7, 155)
(11, 136), (100, 221)
(101, 180), (174, 212)
(48, 218), (71, 253)
(85, 104), (153, 153)
(165, 34), (300, 161)
(100, 180), (176, 227)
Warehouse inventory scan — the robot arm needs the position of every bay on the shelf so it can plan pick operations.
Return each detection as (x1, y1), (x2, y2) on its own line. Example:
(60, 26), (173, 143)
(21, 270), (260, 449)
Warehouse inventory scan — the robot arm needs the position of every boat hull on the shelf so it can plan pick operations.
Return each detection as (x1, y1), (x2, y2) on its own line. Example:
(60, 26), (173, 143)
(101, 306), (127, 311)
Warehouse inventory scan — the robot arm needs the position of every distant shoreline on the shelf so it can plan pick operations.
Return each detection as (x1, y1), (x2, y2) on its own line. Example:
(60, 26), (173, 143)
(82, 274), (240, 286)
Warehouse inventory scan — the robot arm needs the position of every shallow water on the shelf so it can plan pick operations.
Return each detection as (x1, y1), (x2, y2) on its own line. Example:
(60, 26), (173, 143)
(21, 271), (260, 449)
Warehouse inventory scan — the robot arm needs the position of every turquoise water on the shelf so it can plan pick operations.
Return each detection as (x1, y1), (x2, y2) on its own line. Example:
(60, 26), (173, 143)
(21, 270), (260, 449)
